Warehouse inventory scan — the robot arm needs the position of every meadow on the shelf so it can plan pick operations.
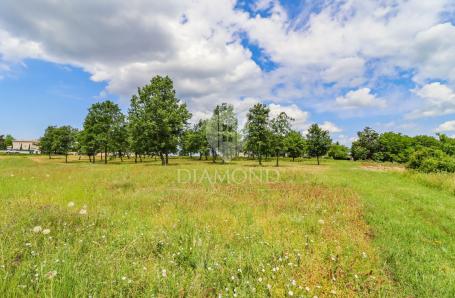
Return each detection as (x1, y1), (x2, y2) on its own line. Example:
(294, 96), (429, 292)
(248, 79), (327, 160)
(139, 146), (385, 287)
(0, 155), (454, 297)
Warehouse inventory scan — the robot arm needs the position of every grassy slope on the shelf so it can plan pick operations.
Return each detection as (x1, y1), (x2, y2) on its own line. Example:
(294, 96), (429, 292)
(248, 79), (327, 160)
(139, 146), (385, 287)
(0, 155), (454, 296)
(319, 161), (455, 297)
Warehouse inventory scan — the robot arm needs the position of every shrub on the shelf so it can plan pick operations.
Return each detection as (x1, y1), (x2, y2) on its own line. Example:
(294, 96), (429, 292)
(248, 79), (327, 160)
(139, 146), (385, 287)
(407, 148), (455, 173)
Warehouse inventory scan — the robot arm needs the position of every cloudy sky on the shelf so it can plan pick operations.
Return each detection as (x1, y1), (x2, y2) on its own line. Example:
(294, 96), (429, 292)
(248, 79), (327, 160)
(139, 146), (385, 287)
(1, 0), (455, 144)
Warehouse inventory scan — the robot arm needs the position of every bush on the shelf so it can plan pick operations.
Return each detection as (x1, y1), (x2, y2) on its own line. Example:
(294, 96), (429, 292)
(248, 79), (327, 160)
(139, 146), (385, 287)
(407, 148), (455, 173)
(328, 144), (350, 160)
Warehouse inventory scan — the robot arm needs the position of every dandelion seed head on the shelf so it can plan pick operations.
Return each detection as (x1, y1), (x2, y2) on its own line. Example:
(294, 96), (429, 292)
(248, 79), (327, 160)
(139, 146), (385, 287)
(79, 209), (87, 215)
(288, 290), (294, 296)
(161, 269), (167, 277)
(32, 226), (42, 233)
(42, 229), (51, 235)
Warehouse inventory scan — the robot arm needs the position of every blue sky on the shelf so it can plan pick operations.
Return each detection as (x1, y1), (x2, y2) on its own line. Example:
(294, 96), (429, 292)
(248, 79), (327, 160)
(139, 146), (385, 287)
(1, 0), (455, 143)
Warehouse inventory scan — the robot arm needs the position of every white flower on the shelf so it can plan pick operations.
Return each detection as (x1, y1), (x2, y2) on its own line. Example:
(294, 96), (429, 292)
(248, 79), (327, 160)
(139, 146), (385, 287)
(267, 284), (272, 290)
(162, 269), (167, 278)
(231, 275), (235, 280)
(361, 252), (367, 259)
(42, 229), (51, 235)
(291, 279), (296, 286)
(318, 219), (325, 225)
(288, 290), (294, 296)
(121, 276), (127, 281)
(67, 201), (75, 208)
(305, 287), (310, 292)
(79, 209), (87, 215)
(46, 270), (57, 279)
(258, 277), (263, 282)
(32, 226), (42, 233)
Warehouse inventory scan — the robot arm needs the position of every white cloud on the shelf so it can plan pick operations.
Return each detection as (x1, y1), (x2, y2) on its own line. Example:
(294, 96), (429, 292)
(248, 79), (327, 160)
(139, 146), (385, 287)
(0, 0), (454, 124)
(269, 103), (309, 131)
(319, 121), (342, 133)
(437, 120), (455, 132)
(335, 88), (386, 109)
(409, 82), (455, 118)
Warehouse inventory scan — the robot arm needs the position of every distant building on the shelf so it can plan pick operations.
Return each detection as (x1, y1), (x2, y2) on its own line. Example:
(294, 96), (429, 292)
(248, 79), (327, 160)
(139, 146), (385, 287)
(10, 140), (40, 154)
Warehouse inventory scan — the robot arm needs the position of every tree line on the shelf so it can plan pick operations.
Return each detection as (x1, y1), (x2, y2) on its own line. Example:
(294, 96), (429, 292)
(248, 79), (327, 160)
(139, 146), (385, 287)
(39, 75), (333, 166)
(37, 75), (455, 172)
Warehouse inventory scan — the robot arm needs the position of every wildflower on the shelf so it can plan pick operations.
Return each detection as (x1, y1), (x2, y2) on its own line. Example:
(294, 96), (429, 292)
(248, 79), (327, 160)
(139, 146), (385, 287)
(121, 276), (127, 281)
(330, 289), (337, 295)
(46, 270), (57, 279)
(318, 219), (325, 225)
(267, 284), (272, 290)
(361, 252), (367, 259)
(79, 208), (87, 215)
(288, 290), (294, 296)
(42, 229), (51, 235)
(67, 201), (75, 208)
(291, 279), (296, 286)
(354, 274), (359, 279)
(25, 242), (32, 247)
(237, 268), (242, 273)
(305, 286), (310, 292)
(32, 226), (42, 233)
(162, 269), (167, 278)
(258, 277), (263, 282)
(231, 275), (235, 280)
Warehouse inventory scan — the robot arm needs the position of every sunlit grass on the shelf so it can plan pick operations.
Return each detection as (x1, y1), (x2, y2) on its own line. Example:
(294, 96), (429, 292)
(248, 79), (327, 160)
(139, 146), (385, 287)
(1, 155), (454, 296)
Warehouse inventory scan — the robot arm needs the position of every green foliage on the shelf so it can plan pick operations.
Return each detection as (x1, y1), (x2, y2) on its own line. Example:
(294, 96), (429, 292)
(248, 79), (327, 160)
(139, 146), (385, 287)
(244, 103), (270, 165)
(128, 75), (191, 165)
(82, 100), (126, 164)
(270, 112), (293, 166)
(351, 127), (380, 160)
(407, 148), (455, 173)
(206, 103), (239, 162)
(39, 126), (58, 157)
(306, 124), (331, 165)
(54, 126), (77, 163)
(328, 143), (350, 160)
(284, 130), (305, 161)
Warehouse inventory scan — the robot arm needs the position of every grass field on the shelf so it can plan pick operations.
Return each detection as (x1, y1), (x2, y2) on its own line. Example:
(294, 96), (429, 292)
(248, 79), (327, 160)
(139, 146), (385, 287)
(0, 155), (454, 297)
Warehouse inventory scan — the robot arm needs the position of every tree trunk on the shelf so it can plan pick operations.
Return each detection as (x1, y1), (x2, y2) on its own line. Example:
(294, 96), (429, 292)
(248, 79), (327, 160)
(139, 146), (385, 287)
(49, 153), (51, 159)
(292, 156), (295, 162)
(160, 152), (165, 165)
(199, 153), (202, 160)
(65, 154), (68, 163)
(317, 155), (320, 165)
(135, 153), (137, 163)
(259, 153), (262, 165)
(119, 151), (123, 162)
(104, 146), (108, 164)
(165, 152), (169, 165)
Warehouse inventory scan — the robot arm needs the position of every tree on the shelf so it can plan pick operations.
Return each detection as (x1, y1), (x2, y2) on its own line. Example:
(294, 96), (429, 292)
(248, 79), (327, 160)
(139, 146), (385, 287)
(285, 130), (305, 161)
(4, 135), (14, 148)
(328, 142), (350, 160)
(40, 126), (58, 159)
(244, 103), (270, 165)
(270, 112), (293, 166)
(351, 127), (380, 160)
(206, 103), (238, 163)
(54, 126), (77, 163)
(377, 132), (412, 163)
(83, 100), (125, 164)
(306, 124), (332, 165)
(0, 135), (5, 150)
(128, 76), (191, 165)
